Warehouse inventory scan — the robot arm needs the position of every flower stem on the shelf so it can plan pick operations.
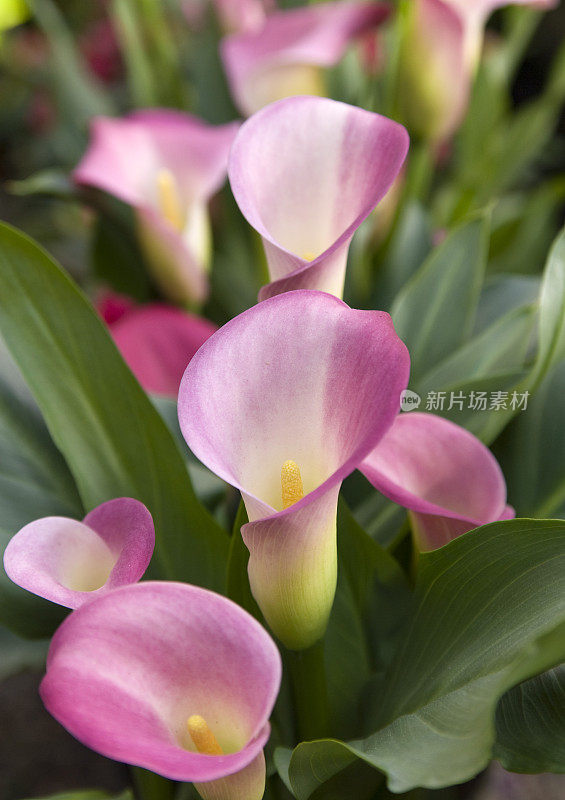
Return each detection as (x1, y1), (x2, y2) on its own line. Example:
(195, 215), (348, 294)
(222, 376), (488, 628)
(287, 639), (330, 741)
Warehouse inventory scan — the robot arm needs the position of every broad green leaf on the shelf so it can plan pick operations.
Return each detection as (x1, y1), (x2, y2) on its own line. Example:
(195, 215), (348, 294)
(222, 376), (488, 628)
(151, 396), (226, 505)
(0, 358), (81, 637)
(391, 215), (488, 383)
(91, 208), (152, 303)
(415, 371), (527, 443)
(488, 180), (565, 275)
(288, 520), (565, 796)
(0, 223), (228, 591)
(416, 305), (535, 398)
(373, 201), (433, 310)
(494, 360), (565, 519)
(494, 663), (565, 773)
(326, 505), (410, 737)
(474, 274), (540, 333)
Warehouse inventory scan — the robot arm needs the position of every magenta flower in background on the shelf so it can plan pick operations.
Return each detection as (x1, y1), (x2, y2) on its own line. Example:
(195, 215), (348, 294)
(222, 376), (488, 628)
(397, 0), (557, 141)
(40, 581), (281, 800)
(228, 96), (409, 301)
(220, 1), (390, 116)
(178, 290), (410, 648)
(74, 110), (240, 306)
(99, 294), (218, 397)
(360, 412), (514, 551)
(3, 498), (154, 608)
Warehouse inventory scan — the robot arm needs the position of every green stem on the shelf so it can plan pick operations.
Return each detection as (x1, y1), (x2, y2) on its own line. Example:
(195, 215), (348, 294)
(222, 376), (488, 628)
(132, 767), (175, 800)
(287, 639), (330, 741)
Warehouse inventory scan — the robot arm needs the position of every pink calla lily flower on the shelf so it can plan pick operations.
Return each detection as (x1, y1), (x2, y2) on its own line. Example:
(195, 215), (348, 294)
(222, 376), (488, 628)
(212, 0), (274, 33)
(40, 581), (281, 800)
(105, 299), (218, 397)
(360, 412), (515, 551)
(74, 111), (240, 306)
(228, 96), (409, 300)
(3, 498), (154, 608)
(178, 291), (410, 648)
(397, 0), (556, 141)
(220, 1), (390, 116)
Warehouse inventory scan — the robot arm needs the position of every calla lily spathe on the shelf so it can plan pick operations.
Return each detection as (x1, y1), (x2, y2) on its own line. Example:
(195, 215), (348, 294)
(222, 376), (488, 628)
(221, 1), (390, 116)
(74, 110), (240, 306)
(107, 300), (217, 398)
(397, 0), (556, 141)
(3, 498), (154, 608)
(212, 0), (273, 33)
(360, 412), (514, 551)
(40, 581), (281, 800)
(178, 291), (410, 648)
(228, 96), (409, 300)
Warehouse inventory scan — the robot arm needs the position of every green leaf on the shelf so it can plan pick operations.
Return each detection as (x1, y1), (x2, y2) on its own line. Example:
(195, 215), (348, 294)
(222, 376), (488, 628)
(494, 663), (565, 773)
(325, 505), (410, 737)
(91, 208), (152, 303)
(0, 222), (228, 591)
(531, 226), (565, 385)
(288, 520), (565, 796)
(225, 501), (263, 621)
(391, 215), (489, 383)
(416, 305), (535, 398)
(373, 201), (433, 310)
(494, 359), (565, 518)
(474, 274), (540, 333)
(27, 0), (114, 138)
(0, 357), (81, 637)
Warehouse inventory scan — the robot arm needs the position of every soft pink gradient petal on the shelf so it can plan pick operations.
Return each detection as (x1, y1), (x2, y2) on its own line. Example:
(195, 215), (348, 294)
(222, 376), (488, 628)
(3, 499), (154, 608)
(178, 290), (410, 645)
(221, 1), (390, 115)
(212, 0), (273, 33)
(74, 112), (240, 206)
(228, 96), (409, 299)
(109, 303), (217, 398)
(74, 112), (240, 305)
(40, 582), (281, 782)
(360, 412), (513, 550)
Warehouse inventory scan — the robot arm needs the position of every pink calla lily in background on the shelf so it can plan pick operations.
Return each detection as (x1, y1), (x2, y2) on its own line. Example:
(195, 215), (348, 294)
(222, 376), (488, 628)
(40, 581), (281, 800)
(220, 1), (390, 116)
(178, 291), (410, 649)
(228, 96), (409, 300)
(74, 110), (240, 306)
(397, 0), (556, 141)
(212, 0), (274, 33)
(3, 498), (154, 608)
(102, 297), (218, 397)
(360, 412), (514, 551)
